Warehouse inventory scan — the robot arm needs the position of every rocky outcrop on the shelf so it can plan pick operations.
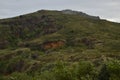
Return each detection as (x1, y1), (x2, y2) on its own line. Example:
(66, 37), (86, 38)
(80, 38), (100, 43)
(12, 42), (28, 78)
(41, 40), (65, 50)
(18, 40), (65, 51)
(81, 37), (96, 49)
(62, 9), (100, 20)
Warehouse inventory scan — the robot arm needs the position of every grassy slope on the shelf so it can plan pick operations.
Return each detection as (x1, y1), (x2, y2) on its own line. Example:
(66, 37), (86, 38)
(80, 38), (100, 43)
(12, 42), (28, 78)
(0, 10), (120, 80)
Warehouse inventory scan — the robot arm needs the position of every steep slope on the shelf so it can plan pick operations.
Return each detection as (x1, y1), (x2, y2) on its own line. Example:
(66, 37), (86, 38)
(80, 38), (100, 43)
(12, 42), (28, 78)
(0, 10), (120, 80)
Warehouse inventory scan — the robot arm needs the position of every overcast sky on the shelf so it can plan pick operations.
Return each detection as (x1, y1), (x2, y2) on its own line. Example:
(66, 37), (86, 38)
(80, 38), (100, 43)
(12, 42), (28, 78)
(0, 0), (120, 22)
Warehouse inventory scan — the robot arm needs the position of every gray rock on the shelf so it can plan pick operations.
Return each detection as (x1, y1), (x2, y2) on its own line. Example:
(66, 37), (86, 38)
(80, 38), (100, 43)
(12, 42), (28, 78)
(62, 9), (100, 20)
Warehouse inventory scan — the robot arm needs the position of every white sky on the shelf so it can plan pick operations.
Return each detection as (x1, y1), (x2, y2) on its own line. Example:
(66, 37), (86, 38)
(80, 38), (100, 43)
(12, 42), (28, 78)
(0, 0), (120, 22)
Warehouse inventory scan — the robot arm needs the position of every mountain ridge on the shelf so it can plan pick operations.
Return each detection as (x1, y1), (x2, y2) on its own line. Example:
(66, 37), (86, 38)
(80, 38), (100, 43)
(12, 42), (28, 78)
(0, 9), (120, 80)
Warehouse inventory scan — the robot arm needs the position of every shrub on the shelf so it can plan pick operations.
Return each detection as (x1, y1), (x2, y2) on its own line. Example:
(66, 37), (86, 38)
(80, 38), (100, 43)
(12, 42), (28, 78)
(107, 60), (120, 80)
(53, 61), (75, 80)
(99, 60), (120, 80)
(74, 61), (97, 80)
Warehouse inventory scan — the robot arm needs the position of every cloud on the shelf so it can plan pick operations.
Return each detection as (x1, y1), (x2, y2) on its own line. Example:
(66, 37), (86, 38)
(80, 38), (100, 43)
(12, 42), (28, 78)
(0, 0), (120, 22)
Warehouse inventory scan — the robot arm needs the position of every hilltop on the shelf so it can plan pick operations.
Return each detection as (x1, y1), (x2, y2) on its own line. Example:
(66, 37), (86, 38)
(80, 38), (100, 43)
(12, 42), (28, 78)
(0, 10), (120, 80)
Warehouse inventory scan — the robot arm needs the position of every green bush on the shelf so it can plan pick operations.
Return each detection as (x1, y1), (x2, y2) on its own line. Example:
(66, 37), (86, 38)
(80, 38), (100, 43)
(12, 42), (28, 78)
(98, 64), (110, 80)
(99, 60), (120, 80)
(107, 60), (120, 80)
(74, 61), (97, 80)
(53, 61), (75, 80)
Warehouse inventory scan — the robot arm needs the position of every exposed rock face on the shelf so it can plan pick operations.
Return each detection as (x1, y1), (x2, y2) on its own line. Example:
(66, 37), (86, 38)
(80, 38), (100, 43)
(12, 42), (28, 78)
(62, 9), (100, 20)
(41, 40), (65, 50)
(18, 40), (65, 51)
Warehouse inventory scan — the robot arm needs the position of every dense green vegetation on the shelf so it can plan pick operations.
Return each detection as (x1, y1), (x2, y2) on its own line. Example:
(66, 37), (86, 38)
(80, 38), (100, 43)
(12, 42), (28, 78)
(0, 10), (120, 80)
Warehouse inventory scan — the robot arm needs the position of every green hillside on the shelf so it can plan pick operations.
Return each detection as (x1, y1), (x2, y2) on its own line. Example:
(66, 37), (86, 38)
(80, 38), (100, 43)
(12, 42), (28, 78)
(0, 10), (120, 80)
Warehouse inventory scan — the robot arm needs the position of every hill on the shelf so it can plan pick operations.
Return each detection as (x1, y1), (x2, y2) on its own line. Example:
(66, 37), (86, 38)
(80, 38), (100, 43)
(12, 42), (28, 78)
(0, 10), (120, 80)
